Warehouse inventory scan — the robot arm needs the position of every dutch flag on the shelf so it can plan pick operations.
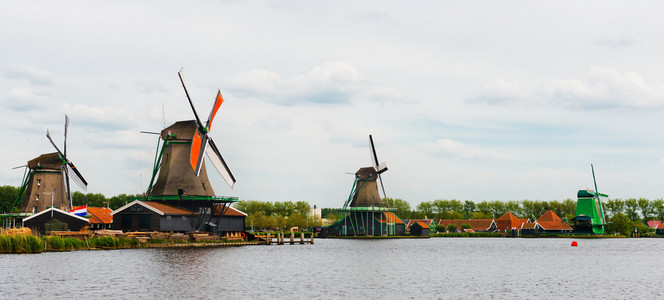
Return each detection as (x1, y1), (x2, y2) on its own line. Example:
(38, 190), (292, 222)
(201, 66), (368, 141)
(70, 205), (87, 217)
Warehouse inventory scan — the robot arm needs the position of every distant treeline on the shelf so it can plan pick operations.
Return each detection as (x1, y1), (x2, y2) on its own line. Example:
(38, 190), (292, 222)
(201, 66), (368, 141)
(233, 200), (322, 231)
(0, 185), (141, 212)
(323, 197), (664, 224)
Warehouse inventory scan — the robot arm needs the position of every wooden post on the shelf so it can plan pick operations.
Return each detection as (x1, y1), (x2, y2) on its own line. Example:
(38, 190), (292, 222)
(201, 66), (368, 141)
(266, 233), (271, 245)
(278, 233), (283, 245)
(300, 232), (305, 244)
(290, 232), (295, 244)
(310, 231), (314, 244)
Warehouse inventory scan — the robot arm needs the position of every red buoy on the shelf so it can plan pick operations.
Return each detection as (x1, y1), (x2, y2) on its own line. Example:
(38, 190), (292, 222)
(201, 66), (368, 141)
(571, 241), (578, 247)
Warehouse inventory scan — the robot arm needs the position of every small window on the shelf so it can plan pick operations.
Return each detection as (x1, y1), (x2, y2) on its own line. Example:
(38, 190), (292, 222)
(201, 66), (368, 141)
(181, 216), (187, 220)
(36, 194), (39, 201)
(37, 179), (41, 187)
(166, 216), (172, 220)
(33, 207), (37, 213)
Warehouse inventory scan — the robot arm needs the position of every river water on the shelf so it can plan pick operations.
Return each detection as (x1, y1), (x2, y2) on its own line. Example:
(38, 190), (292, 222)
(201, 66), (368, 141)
(1, 238), (662, 299)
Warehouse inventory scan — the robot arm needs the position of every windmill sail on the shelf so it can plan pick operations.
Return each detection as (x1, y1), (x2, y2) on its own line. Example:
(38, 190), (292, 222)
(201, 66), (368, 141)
(205, 138), (236, 188)
(369, 135), (388, 174)
(178, 69), (234, 188)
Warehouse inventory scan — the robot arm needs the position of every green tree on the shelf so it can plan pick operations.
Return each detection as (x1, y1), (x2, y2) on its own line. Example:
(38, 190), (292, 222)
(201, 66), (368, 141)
(435, 224), (447, 233)
(288, 212), (307, 229)
(637, 198), (651, 221)
(387, 198), (411, 219)
(603, 199), (624, 218)
(463, 200), (476, 219)
(624, 198), (639, 222)
(472, 211), (493, 219)
(488, 200), (507, 217)
(651, 199), (664, 221)
(417, 201), (435, 219)
(439, 211), (463, 220)
(325, 212), (339, 225)
(476, 201), (491, 215)
(294, 201), (310, 216)
(0, 185), (20, 213)
(460, 223), (471, 230)
(606, 212), (633, 235)
(446, 224), (457, 233)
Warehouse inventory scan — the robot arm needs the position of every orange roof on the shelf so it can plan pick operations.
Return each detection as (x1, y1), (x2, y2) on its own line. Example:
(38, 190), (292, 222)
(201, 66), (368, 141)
(142, 201), (197, 215)
(537, 221), (573, 231)
(496, 212), (528, 231)
(438, 219), (495, 231)
(406, 219), (434, 229)
(536, 210), (572, 231)
(537, 210), (562, 222)
(657, 223), (664, 230)
(414, 221), (429, 229)
(87, 207), (113, 224)
(213, 205), (247, 217)
(521, 223), (538, 229)
(376, 212), (404, 224)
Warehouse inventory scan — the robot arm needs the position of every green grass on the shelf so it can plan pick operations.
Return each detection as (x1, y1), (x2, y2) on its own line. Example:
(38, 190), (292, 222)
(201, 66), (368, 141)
(431, 232), (504, 238)
(0, 234), (45, 253)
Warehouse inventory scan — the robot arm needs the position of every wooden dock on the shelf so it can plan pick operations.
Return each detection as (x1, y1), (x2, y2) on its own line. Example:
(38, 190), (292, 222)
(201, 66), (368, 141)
(254, 232), (314, 245)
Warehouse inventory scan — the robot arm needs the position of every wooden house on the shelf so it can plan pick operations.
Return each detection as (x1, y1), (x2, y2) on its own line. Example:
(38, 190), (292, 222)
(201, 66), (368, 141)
(87, 207), (113, 230)
(111, 200), (198, 232)
(406, 219), (436, 233)
(23, 207), (89, 233)
(409, 221), (430, 236)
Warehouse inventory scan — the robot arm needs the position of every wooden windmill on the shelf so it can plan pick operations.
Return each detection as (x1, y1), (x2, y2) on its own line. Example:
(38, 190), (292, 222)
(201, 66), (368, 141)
(323, 134), (404, 237)
(345, 135), (389, 208)
(143, 69), (237, 231)
(14, 115), (88, 214)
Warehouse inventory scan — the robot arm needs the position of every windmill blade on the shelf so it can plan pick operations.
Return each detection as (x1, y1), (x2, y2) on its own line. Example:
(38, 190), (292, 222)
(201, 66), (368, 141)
(369, 135), (388, 174)
(206, 138), (236, 188)
(377, 173), (389, 207)
(63, 163), (72, 208)
(140, 130), (161, 135)
(12, 165), (27, 169)
(66, 162), (88, 191)
(178, 68), (204, 130)
(189, 131), (208, 176)
(205, 90), (224, 130)
(64, 115), (70, 157)
(46, 129), (65, 157)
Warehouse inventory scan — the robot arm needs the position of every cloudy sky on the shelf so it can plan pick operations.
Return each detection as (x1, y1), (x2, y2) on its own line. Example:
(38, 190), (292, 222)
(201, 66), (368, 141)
(2, 1), (664, 208)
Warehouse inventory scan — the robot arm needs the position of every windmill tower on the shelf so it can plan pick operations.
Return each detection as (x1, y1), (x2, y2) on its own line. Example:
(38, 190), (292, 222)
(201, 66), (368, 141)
(14, 116), (88, 214)
(322, 135), (404, 237)
(142, 69), (237, 232)
(572, 164), (607, 234)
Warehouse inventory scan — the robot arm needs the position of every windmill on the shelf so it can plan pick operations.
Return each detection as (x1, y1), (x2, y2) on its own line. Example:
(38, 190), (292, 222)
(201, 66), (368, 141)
(142, 69), (238, 232)
(13, 115), (88, 214)
(323, 134), (404, 237)
(572, 164), (608, 234)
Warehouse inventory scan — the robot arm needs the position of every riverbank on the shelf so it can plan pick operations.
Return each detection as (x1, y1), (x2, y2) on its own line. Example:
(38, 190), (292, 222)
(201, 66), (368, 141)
(0, 231), (258, 254)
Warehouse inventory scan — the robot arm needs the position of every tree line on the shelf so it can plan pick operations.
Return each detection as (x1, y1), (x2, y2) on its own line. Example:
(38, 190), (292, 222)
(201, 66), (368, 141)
(381, 197), (664, 224)
(0, 185), (142, 212)
(232, 200), (322, 231)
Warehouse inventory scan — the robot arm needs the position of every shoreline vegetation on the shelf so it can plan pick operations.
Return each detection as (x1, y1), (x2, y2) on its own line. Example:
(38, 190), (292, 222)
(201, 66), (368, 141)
(0, 228), (255, 254)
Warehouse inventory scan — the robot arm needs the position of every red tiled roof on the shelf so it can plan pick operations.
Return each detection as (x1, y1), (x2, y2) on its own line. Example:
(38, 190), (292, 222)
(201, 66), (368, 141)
(536, 210), (572, 231)
(414, 221), (429, 229)
(142, 201), (197, 215)
(496, 212), (528, 231)
(406, 219), (435, 229)
(521, 223), (538, 229)
(87, 207), (113, 224)
(537, 221), (573, 231)
(656, 223), (664, 230)
(647, 220), (662, 228)
(376, 212), (405, 224)
(438, 219), (494, 231)
(537, 210), (562, 222)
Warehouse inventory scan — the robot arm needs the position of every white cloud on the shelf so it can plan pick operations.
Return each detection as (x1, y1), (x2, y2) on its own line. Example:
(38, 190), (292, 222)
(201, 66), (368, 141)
(5, 65), (54, 86)
(423, 138), (512, 161)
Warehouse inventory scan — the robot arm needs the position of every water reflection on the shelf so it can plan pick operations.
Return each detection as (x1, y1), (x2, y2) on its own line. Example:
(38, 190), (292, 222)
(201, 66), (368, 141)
(1, 239), (663, 299)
